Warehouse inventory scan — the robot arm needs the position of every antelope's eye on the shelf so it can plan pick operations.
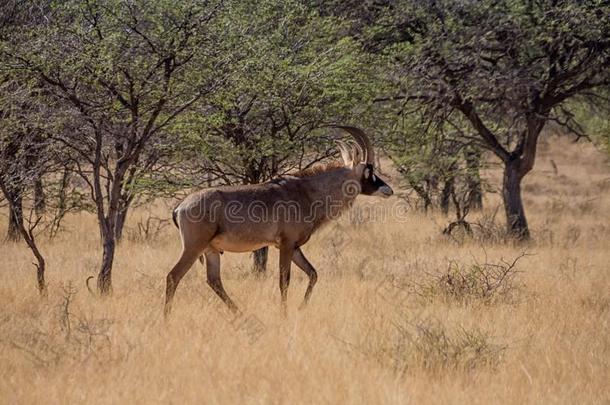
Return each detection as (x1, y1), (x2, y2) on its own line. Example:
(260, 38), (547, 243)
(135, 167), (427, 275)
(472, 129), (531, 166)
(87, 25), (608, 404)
(372, 174), (377, 181)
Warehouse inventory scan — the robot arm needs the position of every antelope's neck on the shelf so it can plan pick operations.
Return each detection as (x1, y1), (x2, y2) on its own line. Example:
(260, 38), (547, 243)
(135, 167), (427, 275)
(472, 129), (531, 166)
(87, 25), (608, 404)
(301, 168), (359, 226)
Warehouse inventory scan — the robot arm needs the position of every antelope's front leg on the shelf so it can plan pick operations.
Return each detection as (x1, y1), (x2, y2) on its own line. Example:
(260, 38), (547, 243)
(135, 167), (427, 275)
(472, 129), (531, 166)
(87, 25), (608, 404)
(279, 243), (295, 315)
(292, 247), (318, 309)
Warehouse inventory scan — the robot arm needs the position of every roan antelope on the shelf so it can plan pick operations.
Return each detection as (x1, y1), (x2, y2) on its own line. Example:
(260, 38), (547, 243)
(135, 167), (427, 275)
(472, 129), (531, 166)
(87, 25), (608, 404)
(164, 126), (393, 315)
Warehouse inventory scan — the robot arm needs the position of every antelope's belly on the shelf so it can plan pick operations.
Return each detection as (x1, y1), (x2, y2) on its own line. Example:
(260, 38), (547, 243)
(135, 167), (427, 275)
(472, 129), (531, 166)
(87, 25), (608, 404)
(209, 233), (276, 253)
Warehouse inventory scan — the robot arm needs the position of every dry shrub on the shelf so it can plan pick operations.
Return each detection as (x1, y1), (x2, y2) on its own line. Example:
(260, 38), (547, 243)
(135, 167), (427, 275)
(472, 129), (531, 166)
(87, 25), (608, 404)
(442, 206), (510, 245)
(470, 207), (510, 243)
(0, 283), (119, 368)
(411, 253), (526, 305)
(405, 319), (505, 373)
(126, 214), (169, 242)
(361, 317), (505, 377)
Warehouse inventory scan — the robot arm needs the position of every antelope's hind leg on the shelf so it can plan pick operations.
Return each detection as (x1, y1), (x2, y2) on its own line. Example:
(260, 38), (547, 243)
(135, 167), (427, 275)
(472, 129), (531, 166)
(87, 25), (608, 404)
(292, 247), (318, 309)
(165, 248), (203, 316)
(279, 243), (295, 315)
(165, 220), (216, 316)
(204, 249), (239, 313)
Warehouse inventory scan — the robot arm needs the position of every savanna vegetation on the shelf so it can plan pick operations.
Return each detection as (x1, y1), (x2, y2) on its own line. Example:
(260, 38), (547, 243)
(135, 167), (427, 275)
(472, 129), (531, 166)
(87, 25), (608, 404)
(1, 1), (609, 403)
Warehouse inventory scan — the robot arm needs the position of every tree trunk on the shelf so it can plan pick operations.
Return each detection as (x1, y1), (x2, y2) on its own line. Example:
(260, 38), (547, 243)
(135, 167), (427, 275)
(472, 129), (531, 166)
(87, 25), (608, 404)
(502, 160), (529, 240)
(440, 176), (454, 215)
(24, 229), (46, 296)
(411, 183), (432, 212)
(7, 190), (23, 242)
(50, 168), (71, 238)
(35, 256), (46, 296)
(464, 147), (483, 210)
(0, 179), (46, 295)
(18, 222), (46, 296)
(98, 233), (115, 295)
(114, 200), (132, 242)
(93, 156), (129, 295)
(34, 176), (46, 214)
(252, 247), (268, 277)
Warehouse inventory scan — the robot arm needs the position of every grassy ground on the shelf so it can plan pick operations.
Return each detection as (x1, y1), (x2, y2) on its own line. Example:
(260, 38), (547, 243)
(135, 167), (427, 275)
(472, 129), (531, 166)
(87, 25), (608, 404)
(0, 135), (608, 404)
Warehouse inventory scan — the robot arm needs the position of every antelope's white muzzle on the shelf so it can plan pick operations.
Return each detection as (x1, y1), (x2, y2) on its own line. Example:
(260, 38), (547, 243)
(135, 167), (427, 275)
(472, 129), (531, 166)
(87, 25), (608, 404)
(376, 186), (393, 198)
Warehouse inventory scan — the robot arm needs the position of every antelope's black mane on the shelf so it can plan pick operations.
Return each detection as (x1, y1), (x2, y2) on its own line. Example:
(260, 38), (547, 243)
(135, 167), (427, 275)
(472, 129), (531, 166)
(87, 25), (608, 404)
(290, 161), (345, 178)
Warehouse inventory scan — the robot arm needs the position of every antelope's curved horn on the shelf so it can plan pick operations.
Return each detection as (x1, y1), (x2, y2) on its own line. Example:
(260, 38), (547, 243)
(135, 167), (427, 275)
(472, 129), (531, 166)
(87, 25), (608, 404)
(335, 140), (352, 166)
(330, 125), (375, 165)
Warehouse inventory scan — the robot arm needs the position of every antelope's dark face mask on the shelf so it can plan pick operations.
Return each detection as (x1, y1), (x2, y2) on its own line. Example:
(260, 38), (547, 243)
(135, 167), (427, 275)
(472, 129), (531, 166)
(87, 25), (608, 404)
(360, 164), (393, 198)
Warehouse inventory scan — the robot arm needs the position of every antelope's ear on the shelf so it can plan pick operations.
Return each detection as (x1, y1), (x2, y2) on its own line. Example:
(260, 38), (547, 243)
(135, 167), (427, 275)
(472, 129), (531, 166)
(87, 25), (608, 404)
(336, 140), (352, 167)
(363, 166), (372, 179)
(349, 141), (363, 168)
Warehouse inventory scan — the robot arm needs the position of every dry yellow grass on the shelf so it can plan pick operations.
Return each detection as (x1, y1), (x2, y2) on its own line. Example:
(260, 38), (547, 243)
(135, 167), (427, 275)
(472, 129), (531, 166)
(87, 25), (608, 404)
(1, 135), (609, 404)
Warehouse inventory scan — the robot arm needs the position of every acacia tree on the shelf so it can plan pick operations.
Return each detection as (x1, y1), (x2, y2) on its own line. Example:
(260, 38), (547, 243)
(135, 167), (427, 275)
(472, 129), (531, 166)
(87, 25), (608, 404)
(310, 0), (486, 216)
(5, 0), (230, 293)
(386, 0), (610, 239)
(0, 78), (55, 241)
(0, 76), (89, 293)
(0, 0), (50, 241)
(0, 73), (62, 294)
(0, 128), (52, 295)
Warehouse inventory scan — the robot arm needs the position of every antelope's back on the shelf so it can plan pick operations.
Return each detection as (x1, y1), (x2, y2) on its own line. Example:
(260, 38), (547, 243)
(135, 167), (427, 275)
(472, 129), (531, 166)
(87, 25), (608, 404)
(176, 179), (310, 228)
